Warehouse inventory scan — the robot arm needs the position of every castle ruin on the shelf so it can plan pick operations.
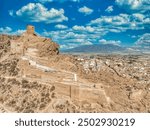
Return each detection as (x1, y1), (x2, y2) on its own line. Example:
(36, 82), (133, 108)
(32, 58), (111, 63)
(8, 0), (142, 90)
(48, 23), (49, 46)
(10, 25), (59, 56)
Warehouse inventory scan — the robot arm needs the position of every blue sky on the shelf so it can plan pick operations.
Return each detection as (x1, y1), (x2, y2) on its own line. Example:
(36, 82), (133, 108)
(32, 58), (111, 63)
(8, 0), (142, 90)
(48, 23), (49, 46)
(0, 0), (150, 50)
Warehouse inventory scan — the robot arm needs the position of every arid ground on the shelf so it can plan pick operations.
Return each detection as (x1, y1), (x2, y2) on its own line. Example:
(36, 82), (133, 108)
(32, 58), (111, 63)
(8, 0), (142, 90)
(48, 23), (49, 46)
(0, 32), (150, 113)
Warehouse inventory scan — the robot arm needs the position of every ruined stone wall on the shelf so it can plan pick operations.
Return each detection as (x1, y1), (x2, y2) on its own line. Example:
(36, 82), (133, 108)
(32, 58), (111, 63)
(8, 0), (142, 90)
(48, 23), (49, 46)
(54, 83), (104, 103)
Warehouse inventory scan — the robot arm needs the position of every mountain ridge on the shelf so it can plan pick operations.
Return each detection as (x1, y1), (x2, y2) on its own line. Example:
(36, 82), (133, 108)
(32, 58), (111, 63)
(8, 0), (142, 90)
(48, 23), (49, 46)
(62, 44), (127, 53)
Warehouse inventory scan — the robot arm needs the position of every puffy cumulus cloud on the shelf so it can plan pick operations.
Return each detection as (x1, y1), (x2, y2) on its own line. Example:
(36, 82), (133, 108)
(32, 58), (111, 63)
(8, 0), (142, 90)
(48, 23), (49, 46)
(89, 13), (150, 32)
(105, 6), (114, 13)
(55, 24), (68, 29)
(78, 6), (93, 15)
(42, 24), (106, 49)
(115, 0), (150, 12)
(72, 25), (95, 32)
(43, 31), (90, 49)
(13, 29), (26, 35)
(10, 3), (68, 24)
(0, 26), (26, 35)
(62, 31), (87, 39)
(99, 39), (121, 46)
(0, 27), (12, 34)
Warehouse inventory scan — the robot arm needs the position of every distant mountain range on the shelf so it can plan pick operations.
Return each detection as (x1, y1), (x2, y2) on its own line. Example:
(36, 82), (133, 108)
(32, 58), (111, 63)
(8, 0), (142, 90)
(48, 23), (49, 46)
(62, 44), (150, 54)
(62, 44), (127, 53)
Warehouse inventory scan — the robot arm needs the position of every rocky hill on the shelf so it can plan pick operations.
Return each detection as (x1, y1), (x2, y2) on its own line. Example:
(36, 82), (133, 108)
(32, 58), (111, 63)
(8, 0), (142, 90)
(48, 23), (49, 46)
(0, 26), (149, 113)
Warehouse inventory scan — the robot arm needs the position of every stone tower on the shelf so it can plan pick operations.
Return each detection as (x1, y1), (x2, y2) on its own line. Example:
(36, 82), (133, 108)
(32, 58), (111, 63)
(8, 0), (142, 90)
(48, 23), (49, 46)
(26, 25), (35, 34)
(10, 25), (59, 56)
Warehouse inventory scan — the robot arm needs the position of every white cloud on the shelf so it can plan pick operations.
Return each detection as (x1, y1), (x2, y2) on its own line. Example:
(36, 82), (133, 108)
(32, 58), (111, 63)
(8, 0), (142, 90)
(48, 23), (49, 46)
(90, 14), (128, 25)
(63, 31), (87, 39)
(78, 6), (93, 15)
(13, 29), (26, 35)
(72, 25), (95, 32)
(89, 13), (149, 32)
(0, 27), (12, 34)
(115, 0), (150, 12)
(99, 39), (121, 46)
(55, 24), (68, 29)
(132, 13), (145, 21)
(0, 26), (26, 35)
(42, 26), (106, 49)
(105, 6), (114, 13)
(10, 3), (68, 24)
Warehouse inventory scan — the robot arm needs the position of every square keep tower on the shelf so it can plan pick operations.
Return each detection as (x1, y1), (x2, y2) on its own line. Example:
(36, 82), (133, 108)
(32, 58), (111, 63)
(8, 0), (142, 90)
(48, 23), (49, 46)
(27, 25), (35, 34)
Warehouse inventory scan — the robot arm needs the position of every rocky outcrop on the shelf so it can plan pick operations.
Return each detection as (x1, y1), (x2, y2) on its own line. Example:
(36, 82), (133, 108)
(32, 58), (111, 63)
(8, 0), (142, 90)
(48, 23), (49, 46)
(37, 39), (59, 57)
